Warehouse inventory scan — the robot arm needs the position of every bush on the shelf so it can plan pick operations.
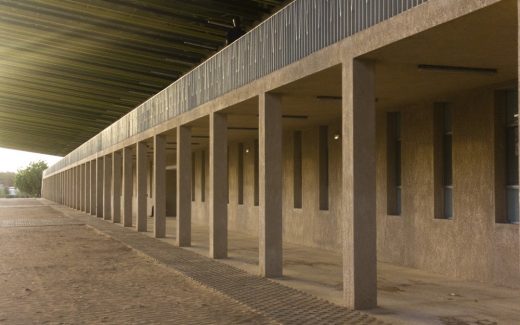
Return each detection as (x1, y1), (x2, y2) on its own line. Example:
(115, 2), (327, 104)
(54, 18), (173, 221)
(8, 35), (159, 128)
(14, 161), (48, 198)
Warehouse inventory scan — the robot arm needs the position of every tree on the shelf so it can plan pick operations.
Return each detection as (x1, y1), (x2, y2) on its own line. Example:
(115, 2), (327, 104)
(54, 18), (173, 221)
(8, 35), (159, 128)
(15, 161), (48, 197)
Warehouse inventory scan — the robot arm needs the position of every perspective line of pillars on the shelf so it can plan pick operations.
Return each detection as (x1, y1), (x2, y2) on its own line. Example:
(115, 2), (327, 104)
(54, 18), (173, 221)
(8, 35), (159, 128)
(41, 59), (378, 310)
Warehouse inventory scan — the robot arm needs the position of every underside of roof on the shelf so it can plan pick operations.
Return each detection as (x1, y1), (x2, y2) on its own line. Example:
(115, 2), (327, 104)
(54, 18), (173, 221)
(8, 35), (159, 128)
(0, 0), (288, 156)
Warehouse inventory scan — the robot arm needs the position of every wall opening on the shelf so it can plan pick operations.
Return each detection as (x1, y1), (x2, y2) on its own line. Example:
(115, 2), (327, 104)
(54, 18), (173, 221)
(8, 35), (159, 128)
(319, 126), (329, 211)
(387, 112), (401, 215)
(191, 152), (196, 202)
(294, 131), (302, 209)
(434, 103), (453, 219)
(495, 89), (519, 224)
(201, 150), (206, 202)
(238, 143), (244, 205)
(254, 139), (259, 206)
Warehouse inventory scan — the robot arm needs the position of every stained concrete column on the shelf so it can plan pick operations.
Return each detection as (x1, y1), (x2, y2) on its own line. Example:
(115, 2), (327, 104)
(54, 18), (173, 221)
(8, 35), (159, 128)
(341, 59), (377, 309)
(85, 162), (90, 213)
(153, 134), (166, 238)
(209, 112), (228, 259)
(136, 141), (148, 232)
(112, 151), (122, 223)
(96, 158), (104, 218)
(177, 125), (192, 246)
(103, 155), (112, 221)
(90, 160), (96, 215)
(258, 93), (283, 278)
(122, 146), (133, 227)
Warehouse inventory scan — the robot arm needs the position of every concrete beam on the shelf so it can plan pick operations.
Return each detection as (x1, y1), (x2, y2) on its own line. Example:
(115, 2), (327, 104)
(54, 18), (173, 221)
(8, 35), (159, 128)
(258, 93), (283, 278)
(154, 134), (166, 238)
(177, 126), (192, 247)
(341, 59), (377, 309)
(209, 112), (228, 259)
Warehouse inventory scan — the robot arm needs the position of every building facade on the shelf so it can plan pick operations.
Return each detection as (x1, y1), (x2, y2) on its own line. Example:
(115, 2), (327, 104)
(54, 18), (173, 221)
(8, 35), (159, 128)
(42, 0), (520, 310)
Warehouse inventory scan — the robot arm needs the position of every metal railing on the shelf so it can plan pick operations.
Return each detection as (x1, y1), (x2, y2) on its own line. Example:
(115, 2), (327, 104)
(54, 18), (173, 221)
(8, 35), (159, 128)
(44, 0), (428, 176)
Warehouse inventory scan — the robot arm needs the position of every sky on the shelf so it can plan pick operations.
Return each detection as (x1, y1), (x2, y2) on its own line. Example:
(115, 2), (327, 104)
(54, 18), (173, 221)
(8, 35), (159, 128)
(0, 147), (62, 173)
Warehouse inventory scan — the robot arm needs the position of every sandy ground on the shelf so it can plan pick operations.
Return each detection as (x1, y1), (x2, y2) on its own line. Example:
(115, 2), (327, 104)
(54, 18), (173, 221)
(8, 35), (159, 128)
(0, 199), (272, 325)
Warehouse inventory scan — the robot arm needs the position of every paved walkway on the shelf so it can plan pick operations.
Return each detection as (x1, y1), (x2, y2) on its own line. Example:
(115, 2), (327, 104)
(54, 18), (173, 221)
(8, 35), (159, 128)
(0, 199), (383, 325)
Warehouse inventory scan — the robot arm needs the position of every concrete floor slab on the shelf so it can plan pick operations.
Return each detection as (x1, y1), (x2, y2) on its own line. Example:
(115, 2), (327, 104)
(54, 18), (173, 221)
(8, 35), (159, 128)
(132, 214), (520, 325)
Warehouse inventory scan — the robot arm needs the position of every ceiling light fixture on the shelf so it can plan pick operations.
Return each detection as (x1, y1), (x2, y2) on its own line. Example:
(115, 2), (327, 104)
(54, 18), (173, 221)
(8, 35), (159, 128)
(417, 64), (497, 74)
(207, 20), (233, 29)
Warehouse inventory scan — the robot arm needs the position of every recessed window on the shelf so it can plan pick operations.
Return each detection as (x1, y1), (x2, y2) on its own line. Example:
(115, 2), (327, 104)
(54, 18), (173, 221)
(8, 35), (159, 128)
(191, 153), (196, 202)
(495, 89), (519, 224)
(387, 112), (401, 216)
(201, 150), (206, 203)
(319, 126), (329, 211)
(254, 140), (259, 206)
(434, 103), (453, 219)
(238, 143), (244, 205)
(293, 131), (302, 209)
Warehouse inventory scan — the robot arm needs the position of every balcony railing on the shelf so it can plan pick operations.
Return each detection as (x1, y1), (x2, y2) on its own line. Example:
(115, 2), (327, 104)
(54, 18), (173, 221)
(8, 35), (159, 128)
(44, 0), (428, 176)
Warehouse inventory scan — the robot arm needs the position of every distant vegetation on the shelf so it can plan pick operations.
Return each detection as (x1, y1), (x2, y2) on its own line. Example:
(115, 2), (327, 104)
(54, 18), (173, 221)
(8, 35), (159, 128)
(14, 161), (48, 198)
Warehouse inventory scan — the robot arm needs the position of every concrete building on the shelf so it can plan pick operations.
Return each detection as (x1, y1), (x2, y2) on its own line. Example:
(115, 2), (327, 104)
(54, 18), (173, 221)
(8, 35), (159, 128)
(41, 0), (520, 310)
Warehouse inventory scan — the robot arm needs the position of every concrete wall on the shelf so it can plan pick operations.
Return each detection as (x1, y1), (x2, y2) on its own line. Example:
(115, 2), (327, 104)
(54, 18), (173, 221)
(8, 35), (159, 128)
(187, 84), (519, 288)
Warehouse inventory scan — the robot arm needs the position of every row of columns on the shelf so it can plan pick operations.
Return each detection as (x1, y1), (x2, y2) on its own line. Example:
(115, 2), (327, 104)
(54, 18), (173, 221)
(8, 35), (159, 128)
(41, 60), (376, 309)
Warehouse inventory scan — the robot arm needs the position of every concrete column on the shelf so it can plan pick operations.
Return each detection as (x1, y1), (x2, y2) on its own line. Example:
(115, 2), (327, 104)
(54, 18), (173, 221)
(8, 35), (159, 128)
(96, 158), (104, 218)
(176, 126), (192, 246)
(341, 59), (377, 309)
(154, 134), (167, 238)
(75, 166), (80, 210)
(90, 160), (96, 215)
(258, 93), (283, 278)
(80, 164), (85, 211)
(103, 155), (112, 221)
(209, 112), (228, 259)
(122, 146), (133, 227)
(112, 151), (122, 223)
(85, 162), (90, 213)
(136, 141), (148, 232)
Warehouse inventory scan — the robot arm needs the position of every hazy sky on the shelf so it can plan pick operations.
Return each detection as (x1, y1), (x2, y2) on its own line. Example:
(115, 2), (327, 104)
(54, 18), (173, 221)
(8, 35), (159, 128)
(0, 147), (62, 173)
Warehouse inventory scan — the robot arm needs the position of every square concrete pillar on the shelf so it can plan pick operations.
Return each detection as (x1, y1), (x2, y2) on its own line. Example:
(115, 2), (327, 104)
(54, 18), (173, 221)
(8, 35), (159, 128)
(122, 146), (133, 227)
(177, 125), (192, 246)
(85, 162), (90, 213)
(96, 158), (104, 218)
(103, 155), (112, 220)
(90, 160), (96, 215)
(136, 141), (148, 232)
(76, 166), (80, 210)
(80, 164), (85, 211)
(209, 112), (228, 259)
(153, 134), (167, 238)
(112, 151), (122, 223)
(341, 60), (377, 310)
(258, 93), (283, 278)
